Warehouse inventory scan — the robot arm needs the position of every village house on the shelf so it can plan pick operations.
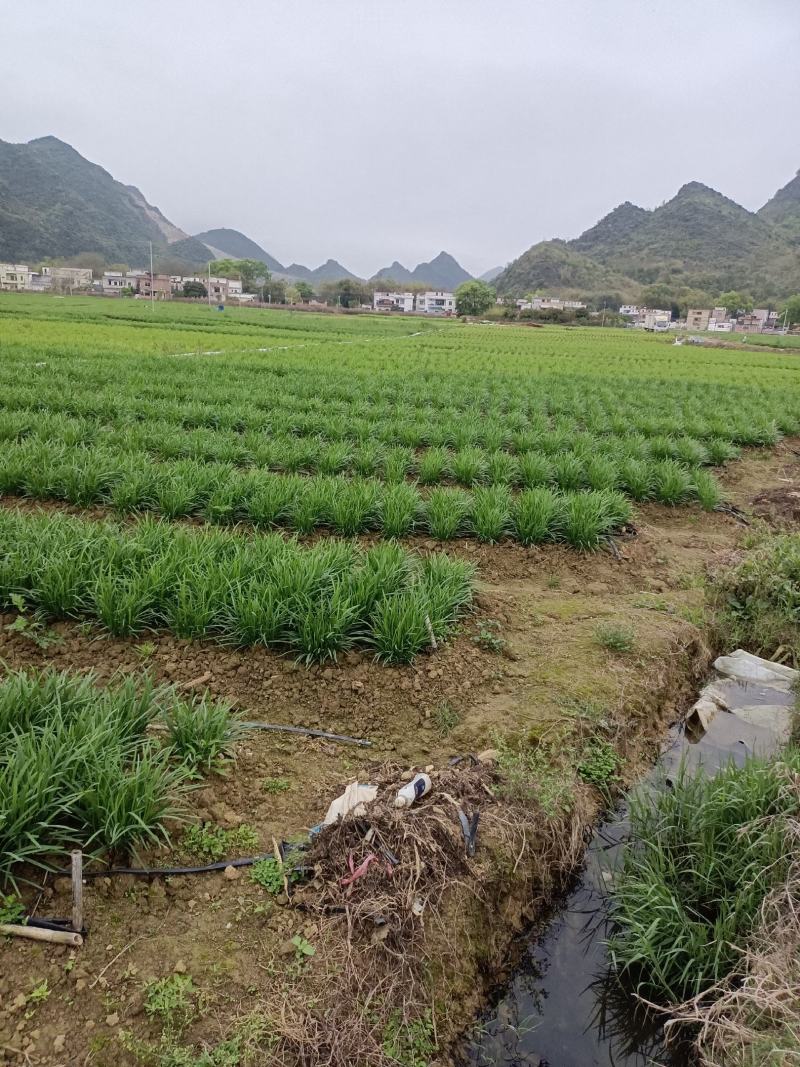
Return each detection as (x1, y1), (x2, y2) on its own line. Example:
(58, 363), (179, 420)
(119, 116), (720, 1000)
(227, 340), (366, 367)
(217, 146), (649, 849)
(102, 271), (135, 295)
(40, 265), (93, 290)
(0, 263), (32, 291)
(415, 291), (455, 314)
(373, 291), (415, 312)
(686, 308), (712, 331)
(137, 273), (172, 300)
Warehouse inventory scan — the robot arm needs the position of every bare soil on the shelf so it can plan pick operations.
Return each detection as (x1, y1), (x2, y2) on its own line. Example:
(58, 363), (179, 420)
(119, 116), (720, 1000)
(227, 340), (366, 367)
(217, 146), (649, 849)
(1, 442), (797, 1067)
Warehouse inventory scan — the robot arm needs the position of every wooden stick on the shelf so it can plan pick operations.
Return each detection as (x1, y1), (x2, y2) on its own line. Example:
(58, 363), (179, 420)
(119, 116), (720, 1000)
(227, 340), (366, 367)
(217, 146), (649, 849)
(0, 923), (82, 947)
(71, 849), (83, 933)
(180, 671), (212, 690)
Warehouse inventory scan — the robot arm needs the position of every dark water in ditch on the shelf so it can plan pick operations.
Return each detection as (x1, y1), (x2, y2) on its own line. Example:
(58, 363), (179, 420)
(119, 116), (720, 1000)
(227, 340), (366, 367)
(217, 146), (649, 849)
(459, 676), (793, 1067)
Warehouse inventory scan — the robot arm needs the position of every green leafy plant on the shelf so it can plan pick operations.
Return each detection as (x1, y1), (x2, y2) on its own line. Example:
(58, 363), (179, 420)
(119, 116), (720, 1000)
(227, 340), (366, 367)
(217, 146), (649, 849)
(4, 593), (61, 649)
(144, 974), (197, 1041)
(381, 1010), (436, 1067)
(0, 893), (26, 925)
(577, 740), (621, 788)
(595, 622), (635, 653)
(181, 823), (259, 863)
(290, 934), (315, 961)
(609, 753), (800, 1003)
(261, 777), (290, 794)
(472, 619), (506, 654)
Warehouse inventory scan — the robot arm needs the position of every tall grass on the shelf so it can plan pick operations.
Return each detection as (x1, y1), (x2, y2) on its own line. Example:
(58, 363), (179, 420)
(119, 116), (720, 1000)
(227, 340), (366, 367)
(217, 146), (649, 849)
(710, 532), (800, 662)
(609, 752), (800, 1003)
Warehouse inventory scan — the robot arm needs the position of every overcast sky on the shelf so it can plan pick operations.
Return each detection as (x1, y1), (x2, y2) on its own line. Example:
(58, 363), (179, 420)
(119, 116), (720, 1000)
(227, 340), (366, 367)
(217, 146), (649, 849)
(2, 0), (798, 276)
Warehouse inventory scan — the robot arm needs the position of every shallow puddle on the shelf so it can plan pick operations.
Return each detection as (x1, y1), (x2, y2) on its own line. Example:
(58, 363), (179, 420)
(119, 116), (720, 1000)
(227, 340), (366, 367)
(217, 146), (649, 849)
(460, 659), (794, 1067)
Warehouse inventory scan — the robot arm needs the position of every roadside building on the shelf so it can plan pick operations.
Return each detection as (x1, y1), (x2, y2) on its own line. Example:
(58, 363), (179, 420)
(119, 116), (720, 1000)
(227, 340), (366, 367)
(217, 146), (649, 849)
(686, 308), (711, 331)
(415, 291), (456, 315)
(0, 263), (32, 291)
(619, 304), (639, 317)
(373, 291), (415, 312)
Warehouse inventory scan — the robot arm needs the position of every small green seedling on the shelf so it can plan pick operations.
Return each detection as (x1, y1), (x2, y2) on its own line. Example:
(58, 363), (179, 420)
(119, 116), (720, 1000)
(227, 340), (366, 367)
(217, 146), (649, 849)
(262, 777), (291, 794)
(472, 619), (506, 654)
(0, 893), (26, 925)
(5, 594), (61, 650)
(291, 934), (315, 961)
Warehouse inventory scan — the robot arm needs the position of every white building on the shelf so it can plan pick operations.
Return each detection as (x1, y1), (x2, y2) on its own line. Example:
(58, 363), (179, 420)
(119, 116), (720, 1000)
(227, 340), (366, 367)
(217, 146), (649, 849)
(415, 291), (455, 314)
(373, 291), (415, 312)
(0, 263), (32, 291)
(619, 305), (640, 317)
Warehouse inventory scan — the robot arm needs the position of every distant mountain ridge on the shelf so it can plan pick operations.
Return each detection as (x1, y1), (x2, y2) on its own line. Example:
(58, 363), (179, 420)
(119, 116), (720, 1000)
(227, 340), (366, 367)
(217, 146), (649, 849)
(193, 228), (285, 272)
(495, 173), (800, 301)
(0, 136), (476, 286)
(0, 136), (210, 267)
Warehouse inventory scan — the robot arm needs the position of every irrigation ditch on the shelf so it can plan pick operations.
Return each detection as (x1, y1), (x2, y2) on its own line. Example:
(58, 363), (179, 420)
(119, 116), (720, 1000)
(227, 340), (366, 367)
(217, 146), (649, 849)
(458, 652), (796, 1067)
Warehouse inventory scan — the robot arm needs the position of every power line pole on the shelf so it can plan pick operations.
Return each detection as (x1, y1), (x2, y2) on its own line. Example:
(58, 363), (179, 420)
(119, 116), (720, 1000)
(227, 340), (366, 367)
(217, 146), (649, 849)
(149, 242), (155, 313)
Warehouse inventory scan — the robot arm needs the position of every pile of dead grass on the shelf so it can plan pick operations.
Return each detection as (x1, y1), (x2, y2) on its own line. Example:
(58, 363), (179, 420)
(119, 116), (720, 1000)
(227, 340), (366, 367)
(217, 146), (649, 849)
(672, 861), (800, 1066)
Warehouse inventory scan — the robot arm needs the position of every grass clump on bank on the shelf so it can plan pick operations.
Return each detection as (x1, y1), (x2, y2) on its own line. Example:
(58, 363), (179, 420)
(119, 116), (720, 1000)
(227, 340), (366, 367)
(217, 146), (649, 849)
(609, 751), (800, 1004)
(711, 531), (800, 663)
(0, 667), (237, 884)
(0, 508), (474, 663)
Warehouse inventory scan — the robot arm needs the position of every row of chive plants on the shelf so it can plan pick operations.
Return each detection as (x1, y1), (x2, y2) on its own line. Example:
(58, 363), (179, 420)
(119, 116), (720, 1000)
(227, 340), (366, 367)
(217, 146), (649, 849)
(0, 509), (474, 662)
(0, 369), (795, 447)
(0, 408), (747, 476)
(0, 667), (241, 884)
(0, 449), (703, 535)
(0, 441), (682, 542)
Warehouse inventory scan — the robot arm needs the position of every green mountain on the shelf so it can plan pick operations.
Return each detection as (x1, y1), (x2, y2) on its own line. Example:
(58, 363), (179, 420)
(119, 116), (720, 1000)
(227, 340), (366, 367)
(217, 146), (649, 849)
(758, 170), (800, 244)
(410, 251), (471, 289)
(373, 260), (416, 284)
(497, 176), (800, 302)
(0, 136), (208, 267)
(493, 240), (634, 299)
(372, 251), (472, 289)
(569, 201), (649, 259)
(193, 227), (285, 272)
(283, 259), (358, 283)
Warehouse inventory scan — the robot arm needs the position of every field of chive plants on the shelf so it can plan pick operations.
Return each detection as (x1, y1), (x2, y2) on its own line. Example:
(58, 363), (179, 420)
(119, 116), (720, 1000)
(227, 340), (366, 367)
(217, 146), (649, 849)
(2, 293), (800, 668)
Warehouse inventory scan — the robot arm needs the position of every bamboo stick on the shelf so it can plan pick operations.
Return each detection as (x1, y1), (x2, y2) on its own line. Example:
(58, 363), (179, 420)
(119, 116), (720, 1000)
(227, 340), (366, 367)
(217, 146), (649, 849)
(0, 924), (83, 946)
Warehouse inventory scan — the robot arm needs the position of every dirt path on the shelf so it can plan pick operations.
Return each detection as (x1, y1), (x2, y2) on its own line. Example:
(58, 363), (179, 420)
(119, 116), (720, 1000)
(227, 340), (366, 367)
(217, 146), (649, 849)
(0, 443), (797, 1066)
